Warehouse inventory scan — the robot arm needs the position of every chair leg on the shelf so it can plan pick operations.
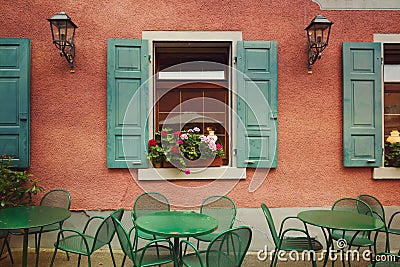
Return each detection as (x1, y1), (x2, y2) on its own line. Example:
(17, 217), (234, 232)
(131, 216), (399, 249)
(87, 255), (91, 267)
(78, 254), (82, 267)
(270, 249), (277, 267)
(121, 254), (126, 267)
(1, 235), (14, 265)
(5, 237), (14, 265)
(109, 243), (117, 267)
(60, 231), (70, 261)
(50, 247), (58, 267)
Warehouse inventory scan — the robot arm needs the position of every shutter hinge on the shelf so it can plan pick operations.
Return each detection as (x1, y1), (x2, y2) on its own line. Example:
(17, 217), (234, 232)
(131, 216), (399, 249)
(234, 56), (237, 64)
(148, 55), (152, 63)
(380, 57), (384, 65)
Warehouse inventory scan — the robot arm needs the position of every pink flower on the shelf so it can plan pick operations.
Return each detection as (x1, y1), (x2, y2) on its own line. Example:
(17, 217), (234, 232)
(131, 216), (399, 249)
(180, 134), (188, 139)
(193, 127), (200, 132)
(188, 129), (194, 133)
(184, 169), (191, 175)
(177, 139), (184, 145)
(216, 143), (223, 150)
(161, 131), (168, 137)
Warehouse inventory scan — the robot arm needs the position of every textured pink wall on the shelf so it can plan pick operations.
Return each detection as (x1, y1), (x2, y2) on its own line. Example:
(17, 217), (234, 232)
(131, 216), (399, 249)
(1, 0), (400, 210)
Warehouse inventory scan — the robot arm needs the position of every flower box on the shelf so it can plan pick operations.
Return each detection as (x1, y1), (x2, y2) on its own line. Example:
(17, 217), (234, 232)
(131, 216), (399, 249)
(164, 157), (222, 168)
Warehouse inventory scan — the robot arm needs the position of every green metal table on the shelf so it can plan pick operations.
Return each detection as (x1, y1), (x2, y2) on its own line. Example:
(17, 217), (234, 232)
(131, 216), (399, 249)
(0, 206), (71, 267)
(298, 210), (384, 266)
(135, 211), (218, 265)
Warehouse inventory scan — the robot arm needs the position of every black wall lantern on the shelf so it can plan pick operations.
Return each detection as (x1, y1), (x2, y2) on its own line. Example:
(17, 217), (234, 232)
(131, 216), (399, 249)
(48, 11), (78, 73)
(305, 14), (333, 73)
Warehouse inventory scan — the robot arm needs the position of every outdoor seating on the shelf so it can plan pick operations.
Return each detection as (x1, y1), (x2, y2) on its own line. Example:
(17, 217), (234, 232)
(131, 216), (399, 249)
(358, 194), (400, 252)
(261, 203), (323, 267)
(50, 208), (124, 267)
(194, 195), (236, 248)
(10, 188), (71, 267)
(0, 229), (13, 265)
(180, 226), (252, 267)
(330, 197), (376, 250)
(112, 215), (176, 267)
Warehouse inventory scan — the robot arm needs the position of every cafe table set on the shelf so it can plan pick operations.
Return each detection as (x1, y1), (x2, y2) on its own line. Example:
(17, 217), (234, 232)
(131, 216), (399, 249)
(297, 209), (384, 266)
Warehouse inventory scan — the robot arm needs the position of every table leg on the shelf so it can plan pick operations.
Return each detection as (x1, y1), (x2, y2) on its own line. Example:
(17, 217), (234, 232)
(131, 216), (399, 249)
(174, 237), (179, 267)
(22, 229), (28, 267)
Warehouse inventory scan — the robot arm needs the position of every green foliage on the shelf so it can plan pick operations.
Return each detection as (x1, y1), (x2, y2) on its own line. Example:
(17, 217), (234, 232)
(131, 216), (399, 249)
(0, 154), (43, 208)
(384, 142), (400, 167)
(147, 131), (166, 164)
(147, 127), (224, 174)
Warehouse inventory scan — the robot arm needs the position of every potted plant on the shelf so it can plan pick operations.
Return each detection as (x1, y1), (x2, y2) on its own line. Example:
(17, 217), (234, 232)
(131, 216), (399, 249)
(385, 142), (400, 167)
(148, 127), (224, 174)
(147, 134), (166, 167)
(0, 154), (43, 208)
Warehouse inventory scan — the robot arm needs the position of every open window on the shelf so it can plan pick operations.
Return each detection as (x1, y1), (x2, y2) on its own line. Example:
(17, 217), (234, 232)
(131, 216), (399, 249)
(154, 42), (231, 165)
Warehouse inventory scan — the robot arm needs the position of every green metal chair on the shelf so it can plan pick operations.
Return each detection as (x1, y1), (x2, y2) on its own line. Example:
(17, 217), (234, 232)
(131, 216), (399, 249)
(0, 230), (13, 265)
(194, 195), (236, 248)
(331, 198), (376, 249)
(261, 203), (323, 267)
(10, 188), (71, 267)
(358, 194), (400, 252)
(180, 226), (252, 267)
(112, 215), (176, 267)
(50, 208), (124, 267)
(132, 192), (170, 241)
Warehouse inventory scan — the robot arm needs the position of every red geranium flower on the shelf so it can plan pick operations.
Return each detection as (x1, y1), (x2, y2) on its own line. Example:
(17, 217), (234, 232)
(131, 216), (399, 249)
(148, 139), (158, 147)
(174, 131), (181, 137)
(216, 143), (223, 150)
(161, 131), (168, 137)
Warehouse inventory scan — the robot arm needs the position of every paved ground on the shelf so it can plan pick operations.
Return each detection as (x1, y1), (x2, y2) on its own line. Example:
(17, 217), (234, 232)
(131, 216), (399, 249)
(1, 249), (372, 267)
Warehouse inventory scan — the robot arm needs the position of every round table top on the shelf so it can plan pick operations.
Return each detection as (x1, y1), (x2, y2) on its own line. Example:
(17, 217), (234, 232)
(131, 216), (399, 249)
(135, 211), (218, 238)
(0, 206), (71, 230)
(298, 210), (384, 231)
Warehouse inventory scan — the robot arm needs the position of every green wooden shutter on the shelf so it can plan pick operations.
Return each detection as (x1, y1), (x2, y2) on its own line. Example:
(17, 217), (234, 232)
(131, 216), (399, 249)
(0, 38), (30, 168)
(236, 41), (278, 168)
(107, 39), (149, 168)
(343, 42), (382, 167)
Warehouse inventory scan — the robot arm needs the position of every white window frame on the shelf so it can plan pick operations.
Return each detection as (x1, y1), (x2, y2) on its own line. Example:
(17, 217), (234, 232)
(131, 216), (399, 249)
(373, 34), (400, 179)
(313, 0), (400, 10)
(138, 31), (245, 180)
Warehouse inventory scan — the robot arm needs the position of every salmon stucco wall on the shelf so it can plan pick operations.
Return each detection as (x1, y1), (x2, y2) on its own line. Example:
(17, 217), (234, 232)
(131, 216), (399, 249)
(1, 0), (400, 210)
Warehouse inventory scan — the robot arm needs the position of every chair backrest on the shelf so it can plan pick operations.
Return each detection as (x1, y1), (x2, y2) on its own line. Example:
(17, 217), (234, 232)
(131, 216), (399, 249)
(331, 197), (373, 217)
(206, 226), (252, 267)
(200, 195), (236, 234)
(132, 192), (170, 220)
(111, 215), (136, 263)
(40, 189), (71, 209)
(260, 203), (280, 247)
(92, 208), (124, 251)
(358, 194), (386, 222)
